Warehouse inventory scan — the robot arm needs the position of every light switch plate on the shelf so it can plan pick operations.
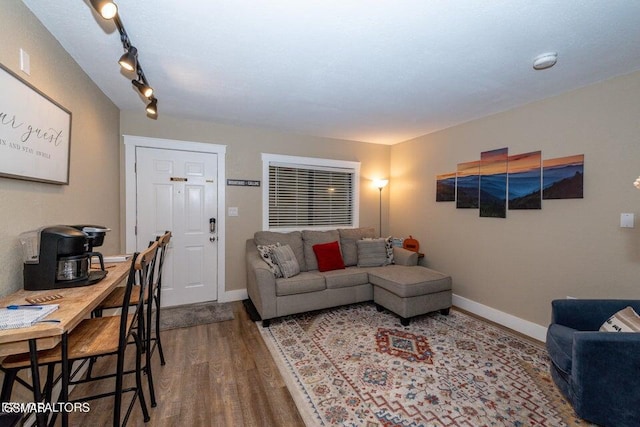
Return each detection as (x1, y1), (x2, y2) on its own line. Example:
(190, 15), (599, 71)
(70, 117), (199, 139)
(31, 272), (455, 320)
(620, 213), (634, 228)
(228, 207), (239, 217)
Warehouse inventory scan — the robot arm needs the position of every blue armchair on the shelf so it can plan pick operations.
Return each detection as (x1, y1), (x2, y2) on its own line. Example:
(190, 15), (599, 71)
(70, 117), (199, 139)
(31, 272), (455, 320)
(546, 299), (640, 427)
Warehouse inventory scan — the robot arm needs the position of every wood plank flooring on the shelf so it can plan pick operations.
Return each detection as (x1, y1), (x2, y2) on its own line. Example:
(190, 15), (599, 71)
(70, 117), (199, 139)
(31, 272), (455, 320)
(3, 301), (304, 427)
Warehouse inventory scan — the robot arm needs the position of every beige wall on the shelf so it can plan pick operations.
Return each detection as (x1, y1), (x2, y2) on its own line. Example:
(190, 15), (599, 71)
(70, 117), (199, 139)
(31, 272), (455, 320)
(120, 111), (391, 293)
(390, 70), (640, 327)
(0, 1), (121, 296)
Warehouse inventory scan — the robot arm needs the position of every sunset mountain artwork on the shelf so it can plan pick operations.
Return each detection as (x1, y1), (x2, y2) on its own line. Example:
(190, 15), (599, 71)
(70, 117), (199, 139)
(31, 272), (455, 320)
(436, 172), (456, 201)
(435, 149), (584, 216)
(480, 147), (508, 218)
(543, 155), (584, 199)
(456, 160), (480, 208)
(508, 151), (542, 209)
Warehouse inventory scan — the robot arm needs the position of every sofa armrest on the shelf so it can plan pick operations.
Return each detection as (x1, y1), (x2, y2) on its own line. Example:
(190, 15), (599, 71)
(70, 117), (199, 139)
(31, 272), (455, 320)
(551, 299), (640, 330)
(245, 239), (278, 320)
(571, 331), (640, 424)
(393, 247), (418, 266)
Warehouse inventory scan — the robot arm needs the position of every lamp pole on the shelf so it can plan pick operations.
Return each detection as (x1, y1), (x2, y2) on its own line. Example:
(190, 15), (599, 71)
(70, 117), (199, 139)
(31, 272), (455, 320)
(378, 186), (383, 237)
(374, 179), (388, 237)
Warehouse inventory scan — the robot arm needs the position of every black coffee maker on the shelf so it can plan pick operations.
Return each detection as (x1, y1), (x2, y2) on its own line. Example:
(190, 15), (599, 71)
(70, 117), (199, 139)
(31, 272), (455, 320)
(20, 226), (108, 290)
(70, 225), (111, 271)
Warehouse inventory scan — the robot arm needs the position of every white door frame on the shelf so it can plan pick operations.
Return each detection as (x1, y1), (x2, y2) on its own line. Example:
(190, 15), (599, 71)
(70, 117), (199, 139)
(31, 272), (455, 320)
(123, 135), (228, 302)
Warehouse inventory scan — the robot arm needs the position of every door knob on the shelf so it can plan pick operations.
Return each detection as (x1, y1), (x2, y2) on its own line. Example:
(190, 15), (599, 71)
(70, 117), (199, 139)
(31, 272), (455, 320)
(209, 236), (216, 242)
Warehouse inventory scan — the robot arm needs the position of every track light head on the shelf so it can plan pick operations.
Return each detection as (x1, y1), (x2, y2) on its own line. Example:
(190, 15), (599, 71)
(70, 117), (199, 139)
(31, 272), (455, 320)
(146, 97), (158, 117)
(132, 79), (153, 98)
(118, 46), (138, 72)
(90, 0), (118, 20)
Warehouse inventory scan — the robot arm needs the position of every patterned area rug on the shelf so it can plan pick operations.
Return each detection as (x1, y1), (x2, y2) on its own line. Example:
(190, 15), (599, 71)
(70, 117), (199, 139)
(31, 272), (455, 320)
(258, 303), (594, 427)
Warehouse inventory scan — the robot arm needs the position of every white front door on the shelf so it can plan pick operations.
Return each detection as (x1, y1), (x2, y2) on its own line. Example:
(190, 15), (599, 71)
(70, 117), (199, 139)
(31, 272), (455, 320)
(136, 147), (218, 306)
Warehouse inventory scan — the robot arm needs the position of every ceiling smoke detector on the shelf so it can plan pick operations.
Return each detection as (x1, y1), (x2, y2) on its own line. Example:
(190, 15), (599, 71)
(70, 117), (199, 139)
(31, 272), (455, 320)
(533, 52), (558, 70)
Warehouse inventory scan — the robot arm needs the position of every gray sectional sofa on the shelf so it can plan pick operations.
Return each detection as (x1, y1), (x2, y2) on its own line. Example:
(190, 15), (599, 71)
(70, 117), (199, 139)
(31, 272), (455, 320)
(245, 227), (452, 326)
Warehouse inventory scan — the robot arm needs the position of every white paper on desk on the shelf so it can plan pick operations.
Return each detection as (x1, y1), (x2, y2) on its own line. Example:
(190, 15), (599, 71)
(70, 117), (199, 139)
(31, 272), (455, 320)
(0, 304), (59, 330)
(97, 254), (132, 263)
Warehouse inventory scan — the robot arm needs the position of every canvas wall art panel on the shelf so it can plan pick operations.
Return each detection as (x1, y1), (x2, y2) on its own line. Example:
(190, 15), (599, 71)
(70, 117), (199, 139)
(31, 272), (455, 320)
(436, 172), (456, 201)
(456, 161), (480, 208)
(480, 147), (508, 218)
(543, 155), (584, 199)
(508, 151), (542, 209)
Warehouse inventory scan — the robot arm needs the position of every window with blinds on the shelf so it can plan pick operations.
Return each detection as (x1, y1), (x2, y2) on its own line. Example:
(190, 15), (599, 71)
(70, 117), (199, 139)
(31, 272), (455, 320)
(262, 154), (360, 230)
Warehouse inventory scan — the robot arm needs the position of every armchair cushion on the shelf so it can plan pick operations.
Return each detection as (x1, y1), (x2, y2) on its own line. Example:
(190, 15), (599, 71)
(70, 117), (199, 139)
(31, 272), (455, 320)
(545, 323), (574, 375)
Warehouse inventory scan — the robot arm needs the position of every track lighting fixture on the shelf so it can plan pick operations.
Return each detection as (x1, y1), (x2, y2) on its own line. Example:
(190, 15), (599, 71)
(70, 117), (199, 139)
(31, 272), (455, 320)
(118, 46), (138, 72)
(88, 1), (158, 119)
(90, 0), (118, 20)
(146, 98), (158, 117)
(132, 79), (153, 98)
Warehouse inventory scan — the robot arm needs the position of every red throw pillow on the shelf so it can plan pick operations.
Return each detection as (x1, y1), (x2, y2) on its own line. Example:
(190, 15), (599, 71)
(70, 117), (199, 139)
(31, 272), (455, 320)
(313, 241), (345, 272)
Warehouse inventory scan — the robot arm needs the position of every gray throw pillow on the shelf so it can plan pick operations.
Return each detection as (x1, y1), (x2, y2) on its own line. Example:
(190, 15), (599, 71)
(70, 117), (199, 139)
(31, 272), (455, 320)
(338, 227), (376, 266)
(356, 239), (389, 267)
(254, 231), (307, 271)
(270, 244), (301, 278)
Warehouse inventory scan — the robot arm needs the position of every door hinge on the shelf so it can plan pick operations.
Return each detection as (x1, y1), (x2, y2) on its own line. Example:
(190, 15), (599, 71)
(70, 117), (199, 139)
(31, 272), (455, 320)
(134, 162), (137, 174)
(134, 225), (137, 235)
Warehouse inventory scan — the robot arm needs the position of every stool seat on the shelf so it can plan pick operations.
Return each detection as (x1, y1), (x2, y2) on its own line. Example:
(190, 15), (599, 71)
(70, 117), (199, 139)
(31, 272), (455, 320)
(370, 265), (452, 326)
(369, 265), (451, 297)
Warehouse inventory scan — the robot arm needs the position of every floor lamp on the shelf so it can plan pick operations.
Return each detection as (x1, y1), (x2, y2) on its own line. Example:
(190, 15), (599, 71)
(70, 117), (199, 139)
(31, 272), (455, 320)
(373, 179), (389, 237)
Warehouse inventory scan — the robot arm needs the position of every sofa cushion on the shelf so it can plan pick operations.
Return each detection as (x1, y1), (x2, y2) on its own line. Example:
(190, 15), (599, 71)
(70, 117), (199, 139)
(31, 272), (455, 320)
(368, 265), (451, 297)
(256, 243), (283, 277)
(313, 241), (345, 272)
(599, 306), (640, 332)
(271, 244), (300, 278)
(321, 267), (370, 289)
(255, 231), (307, 271)
(546, 323), (575, 375)
(302, 230), (340, 271)
(356, 239), (389, 267)
(338, 227), (376, 266)
(275, 272), (326, 296)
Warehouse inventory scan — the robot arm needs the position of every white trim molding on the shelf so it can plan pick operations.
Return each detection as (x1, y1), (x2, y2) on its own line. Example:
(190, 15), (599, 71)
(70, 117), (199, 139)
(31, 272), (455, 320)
(123, 135), (229, 303)
(452, 294), (548, 342)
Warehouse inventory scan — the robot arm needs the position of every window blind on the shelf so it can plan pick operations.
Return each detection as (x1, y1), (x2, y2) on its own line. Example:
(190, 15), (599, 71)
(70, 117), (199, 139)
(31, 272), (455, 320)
(268, 164), (354, 228)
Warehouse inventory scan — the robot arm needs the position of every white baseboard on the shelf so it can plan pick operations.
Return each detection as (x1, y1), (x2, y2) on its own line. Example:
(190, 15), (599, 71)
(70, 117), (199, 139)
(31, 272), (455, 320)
(219, 288), (248, 303)
(452, 294), (547, 342)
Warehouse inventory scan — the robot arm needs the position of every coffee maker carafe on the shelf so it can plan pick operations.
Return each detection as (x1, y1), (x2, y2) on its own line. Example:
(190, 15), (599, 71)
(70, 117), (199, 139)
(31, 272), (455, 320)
(20, 226), (107, 290)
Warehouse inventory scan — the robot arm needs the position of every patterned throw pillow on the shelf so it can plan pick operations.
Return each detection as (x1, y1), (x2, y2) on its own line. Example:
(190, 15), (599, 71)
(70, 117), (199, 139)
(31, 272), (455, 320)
(384, 236), (394, 265)
(599, 306), (640, 332)
(271, 244), (301, 278)
(256, 243), (282, 278)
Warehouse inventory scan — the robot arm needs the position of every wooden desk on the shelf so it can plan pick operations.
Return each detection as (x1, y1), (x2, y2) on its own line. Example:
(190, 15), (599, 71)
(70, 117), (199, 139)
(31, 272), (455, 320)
(0, 261), (130, 426)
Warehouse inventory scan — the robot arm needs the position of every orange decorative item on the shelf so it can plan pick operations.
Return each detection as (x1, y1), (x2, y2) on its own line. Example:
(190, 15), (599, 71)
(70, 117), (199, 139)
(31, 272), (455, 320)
(403, 235), (420, 252)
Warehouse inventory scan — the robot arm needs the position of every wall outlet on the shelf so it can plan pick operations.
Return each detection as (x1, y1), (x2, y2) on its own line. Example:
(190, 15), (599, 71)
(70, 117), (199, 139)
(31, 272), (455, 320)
(620, 213), (634, 228)
(566, 296), (576, 299)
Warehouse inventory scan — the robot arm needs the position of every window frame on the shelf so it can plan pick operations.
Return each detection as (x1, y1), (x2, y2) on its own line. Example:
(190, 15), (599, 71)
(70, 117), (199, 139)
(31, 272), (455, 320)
(261, 153), (360, 231)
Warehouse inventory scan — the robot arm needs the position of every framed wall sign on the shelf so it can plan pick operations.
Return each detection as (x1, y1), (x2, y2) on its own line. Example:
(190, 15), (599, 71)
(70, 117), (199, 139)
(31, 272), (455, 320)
(0, 63), (72, 185)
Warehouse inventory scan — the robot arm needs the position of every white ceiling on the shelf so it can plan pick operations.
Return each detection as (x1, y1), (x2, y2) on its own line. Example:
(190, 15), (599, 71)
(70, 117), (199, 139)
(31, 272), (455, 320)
(22, 1), (640, 145)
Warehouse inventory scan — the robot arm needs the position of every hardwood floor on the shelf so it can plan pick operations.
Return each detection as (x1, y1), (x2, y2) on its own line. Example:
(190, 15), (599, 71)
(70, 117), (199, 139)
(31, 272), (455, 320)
(2, 301), (304, 426)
